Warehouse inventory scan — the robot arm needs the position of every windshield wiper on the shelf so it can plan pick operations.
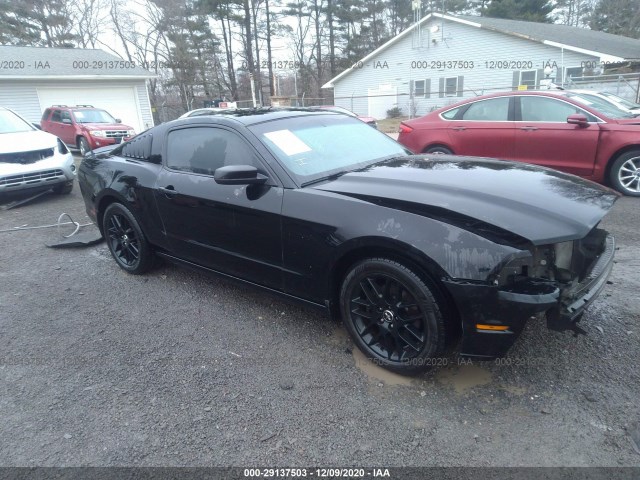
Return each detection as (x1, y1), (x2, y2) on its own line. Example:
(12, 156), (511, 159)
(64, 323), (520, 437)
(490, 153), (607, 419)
(301, 170), (350, 187)
(300, 155), (404, 187)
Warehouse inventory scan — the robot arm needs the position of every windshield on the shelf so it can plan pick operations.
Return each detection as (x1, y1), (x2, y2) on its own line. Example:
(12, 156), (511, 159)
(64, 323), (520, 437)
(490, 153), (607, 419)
(73, 109), (117, 123)
(250, 114), (408, 185)
(599, 92), (640, 110)
(0, 110), (34, 134)
(567, 93), (635, 119)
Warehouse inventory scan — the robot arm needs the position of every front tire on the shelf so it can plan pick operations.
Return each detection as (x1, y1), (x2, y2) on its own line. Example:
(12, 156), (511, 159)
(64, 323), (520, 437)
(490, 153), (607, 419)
(340, 258), (448, 375)
(102, 203), (154, 274)
(609, 150), (640, 196)
(78, 137), (91, 156)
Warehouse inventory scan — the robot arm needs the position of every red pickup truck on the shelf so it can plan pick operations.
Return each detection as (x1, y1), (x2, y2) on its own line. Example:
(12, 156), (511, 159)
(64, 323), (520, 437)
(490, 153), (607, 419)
(41, 105), (135, 155)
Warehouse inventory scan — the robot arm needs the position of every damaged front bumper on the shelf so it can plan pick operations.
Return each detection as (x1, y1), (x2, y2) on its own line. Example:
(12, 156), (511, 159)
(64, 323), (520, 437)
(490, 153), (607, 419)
(443, 234), (616, 359)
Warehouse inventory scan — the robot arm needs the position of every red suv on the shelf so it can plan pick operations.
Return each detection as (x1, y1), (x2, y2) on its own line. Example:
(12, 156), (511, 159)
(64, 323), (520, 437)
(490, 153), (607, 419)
(397, 91), (640, 196)
(41, 105), (135, 156)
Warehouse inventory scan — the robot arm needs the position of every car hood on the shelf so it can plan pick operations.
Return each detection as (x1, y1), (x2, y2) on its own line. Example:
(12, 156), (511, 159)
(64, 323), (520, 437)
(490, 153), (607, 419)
(78, 123), (133, 130)
(311, 156), (618, 245)
(0, 130), (57, 155)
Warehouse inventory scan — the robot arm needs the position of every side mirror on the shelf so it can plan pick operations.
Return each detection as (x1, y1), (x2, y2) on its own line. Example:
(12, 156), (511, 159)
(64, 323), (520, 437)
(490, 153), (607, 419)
(214, 165), (268, 185)
(115, 118), (122, 123)
(567, 114), (589, 127)
(62, 118), (72, 124)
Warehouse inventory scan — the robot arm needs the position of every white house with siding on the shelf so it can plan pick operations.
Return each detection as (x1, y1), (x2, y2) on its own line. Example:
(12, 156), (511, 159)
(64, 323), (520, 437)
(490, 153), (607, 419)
(0, 46), (155, 133)
(322, 13), (640, 119)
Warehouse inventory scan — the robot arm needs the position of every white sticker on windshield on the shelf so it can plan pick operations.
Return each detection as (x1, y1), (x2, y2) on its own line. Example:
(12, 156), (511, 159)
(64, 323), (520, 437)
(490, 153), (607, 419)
(74, 111), (85, 119)
(264, 129), (311, 156)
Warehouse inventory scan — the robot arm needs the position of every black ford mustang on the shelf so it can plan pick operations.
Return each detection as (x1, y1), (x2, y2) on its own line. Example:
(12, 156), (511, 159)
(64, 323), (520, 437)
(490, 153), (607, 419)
(79, 109), (617, 374)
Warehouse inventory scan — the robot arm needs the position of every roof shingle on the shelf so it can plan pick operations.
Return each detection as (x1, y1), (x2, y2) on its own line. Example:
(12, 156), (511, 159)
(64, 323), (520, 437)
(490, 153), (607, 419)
(0, 46), (155, 78)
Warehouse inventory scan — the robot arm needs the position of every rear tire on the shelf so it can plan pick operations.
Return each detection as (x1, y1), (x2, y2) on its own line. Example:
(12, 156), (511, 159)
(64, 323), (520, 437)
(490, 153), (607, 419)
(340, 258), (448, 375)
(609, 150), (640, 196)
(424, 146), (453, 155)
(102, 203), (154, 274)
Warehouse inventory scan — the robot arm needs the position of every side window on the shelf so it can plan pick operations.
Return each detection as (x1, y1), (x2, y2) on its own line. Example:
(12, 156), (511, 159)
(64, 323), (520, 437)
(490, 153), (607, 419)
(61, 111), (72, 123)
(166, 127), (261, 176)
(461, 97), (510, 121)
(41, 109), (51, 122)
(51, 110), (62, 122)
(520, 96), (589, 122)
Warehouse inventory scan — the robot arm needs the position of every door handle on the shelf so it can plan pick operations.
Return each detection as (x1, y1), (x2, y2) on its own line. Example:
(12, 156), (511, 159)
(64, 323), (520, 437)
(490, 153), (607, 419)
(452, 126), (467, 131)
(520, 126), (538, 131)
(158, 185), (178, 196)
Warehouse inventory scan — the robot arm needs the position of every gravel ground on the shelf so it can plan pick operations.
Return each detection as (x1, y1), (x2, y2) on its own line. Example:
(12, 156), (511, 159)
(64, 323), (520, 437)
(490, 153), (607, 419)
(0, 168), (638, 468)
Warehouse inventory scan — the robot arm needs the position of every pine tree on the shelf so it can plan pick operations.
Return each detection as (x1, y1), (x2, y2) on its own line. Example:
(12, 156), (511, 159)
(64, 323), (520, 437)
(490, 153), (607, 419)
(0, 0), (76, 46)
(590, 0), (640, 39)
(485, 0), (553, 23)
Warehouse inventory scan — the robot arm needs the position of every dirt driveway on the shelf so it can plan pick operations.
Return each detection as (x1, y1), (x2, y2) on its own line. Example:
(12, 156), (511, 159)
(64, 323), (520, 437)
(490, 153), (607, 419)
(0, 169), (638, 469)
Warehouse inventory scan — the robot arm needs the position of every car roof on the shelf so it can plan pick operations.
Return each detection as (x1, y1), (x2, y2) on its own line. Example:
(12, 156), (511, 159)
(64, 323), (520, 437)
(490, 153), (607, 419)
(48, 105), (101, 109)
(171, 107), (343, 126)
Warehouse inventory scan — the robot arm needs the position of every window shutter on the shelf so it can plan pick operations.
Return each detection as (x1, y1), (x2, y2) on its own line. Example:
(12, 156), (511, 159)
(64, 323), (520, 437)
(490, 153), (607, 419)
(457, 76), (464, 97)
(536, 69), (544, 88)
(512, 71), (520, 91)
(425, 79), (431, 98)
(409, 79), (414, 98)
(439, 77), (445, 98)
(556, 68), (563, 84)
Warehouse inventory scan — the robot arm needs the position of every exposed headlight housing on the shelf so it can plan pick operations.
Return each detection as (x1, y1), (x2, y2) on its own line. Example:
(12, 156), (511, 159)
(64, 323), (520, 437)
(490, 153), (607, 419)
(57, 138), (69, 154)
(90, 130), (106, 138)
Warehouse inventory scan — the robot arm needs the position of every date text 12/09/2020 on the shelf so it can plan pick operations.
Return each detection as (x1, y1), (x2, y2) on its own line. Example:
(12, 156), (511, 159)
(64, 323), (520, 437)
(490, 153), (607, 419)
(243, 468), (391, 477)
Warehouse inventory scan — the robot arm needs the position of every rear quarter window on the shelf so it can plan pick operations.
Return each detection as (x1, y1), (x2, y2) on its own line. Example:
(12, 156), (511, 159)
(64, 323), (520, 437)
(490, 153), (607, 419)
(41, 109), (51, 122)
(441, 107), (460, 120)
(118, 133), (155, 162)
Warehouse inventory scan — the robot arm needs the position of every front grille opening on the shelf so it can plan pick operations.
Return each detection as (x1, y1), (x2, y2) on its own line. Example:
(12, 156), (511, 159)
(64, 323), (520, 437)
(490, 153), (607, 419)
(0, 169), (64, 187)
(105, 131), (128, 138)
(0, 148), (55, 165)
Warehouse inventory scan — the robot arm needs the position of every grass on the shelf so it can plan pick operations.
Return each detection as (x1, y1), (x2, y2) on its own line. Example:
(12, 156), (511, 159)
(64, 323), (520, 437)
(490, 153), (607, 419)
(377, 116), (408, 133)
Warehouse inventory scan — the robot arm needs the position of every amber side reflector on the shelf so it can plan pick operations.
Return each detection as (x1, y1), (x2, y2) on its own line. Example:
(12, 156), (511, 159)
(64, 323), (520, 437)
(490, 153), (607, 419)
(476, 324), (509, 331)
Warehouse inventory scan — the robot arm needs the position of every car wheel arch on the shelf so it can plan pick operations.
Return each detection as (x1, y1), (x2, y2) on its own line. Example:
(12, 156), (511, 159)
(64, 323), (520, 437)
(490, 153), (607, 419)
(422, 143), (454, 154)
(328, 242), (461, 342)
(605, 145), (640, 181)
(96, 192), (135, 235)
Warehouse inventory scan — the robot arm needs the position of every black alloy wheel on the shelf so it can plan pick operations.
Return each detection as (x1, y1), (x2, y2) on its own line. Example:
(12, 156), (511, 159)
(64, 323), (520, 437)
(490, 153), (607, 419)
(340, 258), (448, 374)
(102, 203), (154, 274)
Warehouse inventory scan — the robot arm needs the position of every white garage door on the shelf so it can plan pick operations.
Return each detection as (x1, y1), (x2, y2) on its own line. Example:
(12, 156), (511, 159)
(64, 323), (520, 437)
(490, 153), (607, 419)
(37, 87), (143, 133)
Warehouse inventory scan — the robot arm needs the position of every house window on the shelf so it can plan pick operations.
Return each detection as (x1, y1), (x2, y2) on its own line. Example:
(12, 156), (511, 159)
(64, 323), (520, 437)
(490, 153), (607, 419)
(519, 70), (537, 89)
(564, 67), (582, 80)
(445, 77), (458, 96)
(412, 79), (431, 98)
